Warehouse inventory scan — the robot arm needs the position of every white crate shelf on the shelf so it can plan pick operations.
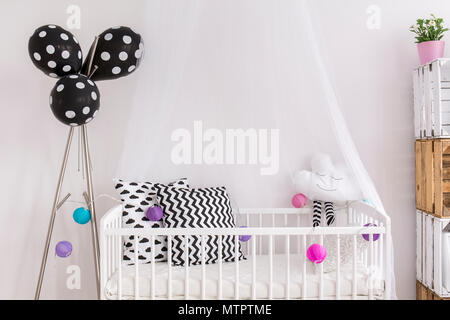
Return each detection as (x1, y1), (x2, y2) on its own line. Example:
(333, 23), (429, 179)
(416, 210), (450, 297)
(414, 58), (450, 138)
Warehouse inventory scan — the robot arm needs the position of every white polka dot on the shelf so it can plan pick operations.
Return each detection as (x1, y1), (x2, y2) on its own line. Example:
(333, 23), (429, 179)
(56, 84), (64, 92)
(93, 110), (98, 118)
(48, 61), (56, 68)
(78, 51), (82, 59)
(62, 65), (71, 72)
(49, 96), (52, 105)
(69, 75), (78, 79)
(85, 117), (93, 123)
(119, 51), (128, 61)
(61, 50), (70, 59)
(39, 31), (47, 38)
(100, 52), (110, 61)
(70, 123), (78, 126)
(82, 107), (90, 115)
(112, 66), (121, 74)
(139, 42), (144, 50)
(65, 111), (76, 119)
(60, 33), (69, 40)
(49, 73), (57, 78)
(135, 50), (142, 59)
(87, 80), (94, 87)
(112, 26), (120, 29)
(76, 82), (85, 89)
(48, 25), (56, 29)
(123, 35), (132, 44)
(46, 45), (55, 54)
(33, 52), (41, 61)
(91, 92), (97, 100)
(128, 65), (135, 72)
(73, 36), (78, 44)
(104, 33), (113, 41)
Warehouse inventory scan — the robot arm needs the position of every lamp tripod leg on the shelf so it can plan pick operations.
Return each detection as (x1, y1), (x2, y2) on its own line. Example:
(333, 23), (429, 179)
(35, 127), (75, 300)
(81, 125), (101, 299)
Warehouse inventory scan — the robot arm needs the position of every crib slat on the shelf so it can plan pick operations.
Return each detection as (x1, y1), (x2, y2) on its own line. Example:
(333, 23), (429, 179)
(336, 234), (340, 300)
(259, 214), (263, 254)
(286, 235), (290, 299)
(118, 235), (122, 300)
(252, 235), (256, 300)
(369, 233), (374, 300)
(218, 235), (223, 300)
(235, 235), (240, 300)
(168, 235), (172, 300)
(352, 234), (357, 300)
(185, 235), (189, 300)
(319, 235), (324, 300)
(151, 235), (155, 300)
(302, 234), (307, 299)
(269, 234), (273, 299)
(201, 235), (206, 300)
(246, 214), (250, 256)
(134, 236), (139, 300)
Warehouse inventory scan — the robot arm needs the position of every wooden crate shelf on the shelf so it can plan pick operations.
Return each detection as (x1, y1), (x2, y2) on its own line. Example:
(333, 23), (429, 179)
(417, 281), (450, 300)
(416, 139), (450, 218)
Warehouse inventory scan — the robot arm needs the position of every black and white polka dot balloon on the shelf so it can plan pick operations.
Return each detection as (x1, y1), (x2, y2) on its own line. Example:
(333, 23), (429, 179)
(49, 74), (100, 126)
(28, 24), (82, 78)
(81, 26), (144, 81)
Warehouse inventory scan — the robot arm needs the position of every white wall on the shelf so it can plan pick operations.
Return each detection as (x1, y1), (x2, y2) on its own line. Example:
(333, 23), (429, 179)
(0, 0), (440, 299)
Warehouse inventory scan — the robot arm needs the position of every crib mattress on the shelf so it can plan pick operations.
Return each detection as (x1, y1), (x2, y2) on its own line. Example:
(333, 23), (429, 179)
(104, 254), (385, 300)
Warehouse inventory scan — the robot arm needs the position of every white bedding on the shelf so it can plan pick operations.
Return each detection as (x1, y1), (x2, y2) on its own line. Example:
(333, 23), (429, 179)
(105, 254), (385, 300)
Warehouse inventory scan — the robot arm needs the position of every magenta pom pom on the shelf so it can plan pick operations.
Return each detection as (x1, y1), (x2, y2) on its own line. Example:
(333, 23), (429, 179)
(146, 206), (163, 221)
(307, 244), (327, 264)
(292, 193), (307, 208)
(238, 226), (251, 242)
(362, 223), (380, 241)
(56, 241), (72, 258)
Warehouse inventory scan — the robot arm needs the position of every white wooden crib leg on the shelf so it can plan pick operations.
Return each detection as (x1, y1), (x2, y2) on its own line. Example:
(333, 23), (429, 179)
(302, 235), (307, 299)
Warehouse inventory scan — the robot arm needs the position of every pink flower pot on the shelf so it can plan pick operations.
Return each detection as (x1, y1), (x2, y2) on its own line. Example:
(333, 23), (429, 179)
(417, 40), (445, 65)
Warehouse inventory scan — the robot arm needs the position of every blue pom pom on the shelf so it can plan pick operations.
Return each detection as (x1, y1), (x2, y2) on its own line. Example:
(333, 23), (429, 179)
(73, 207), (91, 224)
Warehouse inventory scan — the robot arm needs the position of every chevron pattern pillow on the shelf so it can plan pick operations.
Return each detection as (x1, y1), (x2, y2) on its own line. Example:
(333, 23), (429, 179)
(113, 178), (190, 265)
(155, 185), (244, 266)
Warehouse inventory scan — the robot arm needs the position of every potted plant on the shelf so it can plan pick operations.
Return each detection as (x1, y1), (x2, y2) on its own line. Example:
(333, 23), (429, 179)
(410, 14), (448, 65)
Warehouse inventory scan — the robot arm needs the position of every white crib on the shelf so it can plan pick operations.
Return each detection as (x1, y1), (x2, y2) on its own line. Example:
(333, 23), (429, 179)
(100, 201), (391, 300)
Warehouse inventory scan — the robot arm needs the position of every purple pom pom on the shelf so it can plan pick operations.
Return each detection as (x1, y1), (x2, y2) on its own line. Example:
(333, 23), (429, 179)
(56, 241), (72, 258)
(238, 226), (251, 242)
(146, 206), (163, 221)
(362, 223), (380, 241)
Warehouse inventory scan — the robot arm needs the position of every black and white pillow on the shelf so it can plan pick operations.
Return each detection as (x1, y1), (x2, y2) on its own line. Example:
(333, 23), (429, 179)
(155, 185), (245, 266)
(113, 178), (189, 265)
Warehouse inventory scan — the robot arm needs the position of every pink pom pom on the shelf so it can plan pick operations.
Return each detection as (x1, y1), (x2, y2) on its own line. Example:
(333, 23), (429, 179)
(307, 244), (327, 264)
(292, 193), (307, 208)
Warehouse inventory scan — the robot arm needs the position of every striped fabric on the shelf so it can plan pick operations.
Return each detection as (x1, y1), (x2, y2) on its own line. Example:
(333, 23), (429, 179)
(312, 200), (335, 227)
(155, 185), (245, 266)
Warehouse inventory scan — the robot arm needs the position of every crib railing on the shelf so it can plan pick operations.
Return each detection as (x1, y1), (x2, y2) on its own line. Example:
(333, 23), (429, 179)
(100, 202), (391, 300)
